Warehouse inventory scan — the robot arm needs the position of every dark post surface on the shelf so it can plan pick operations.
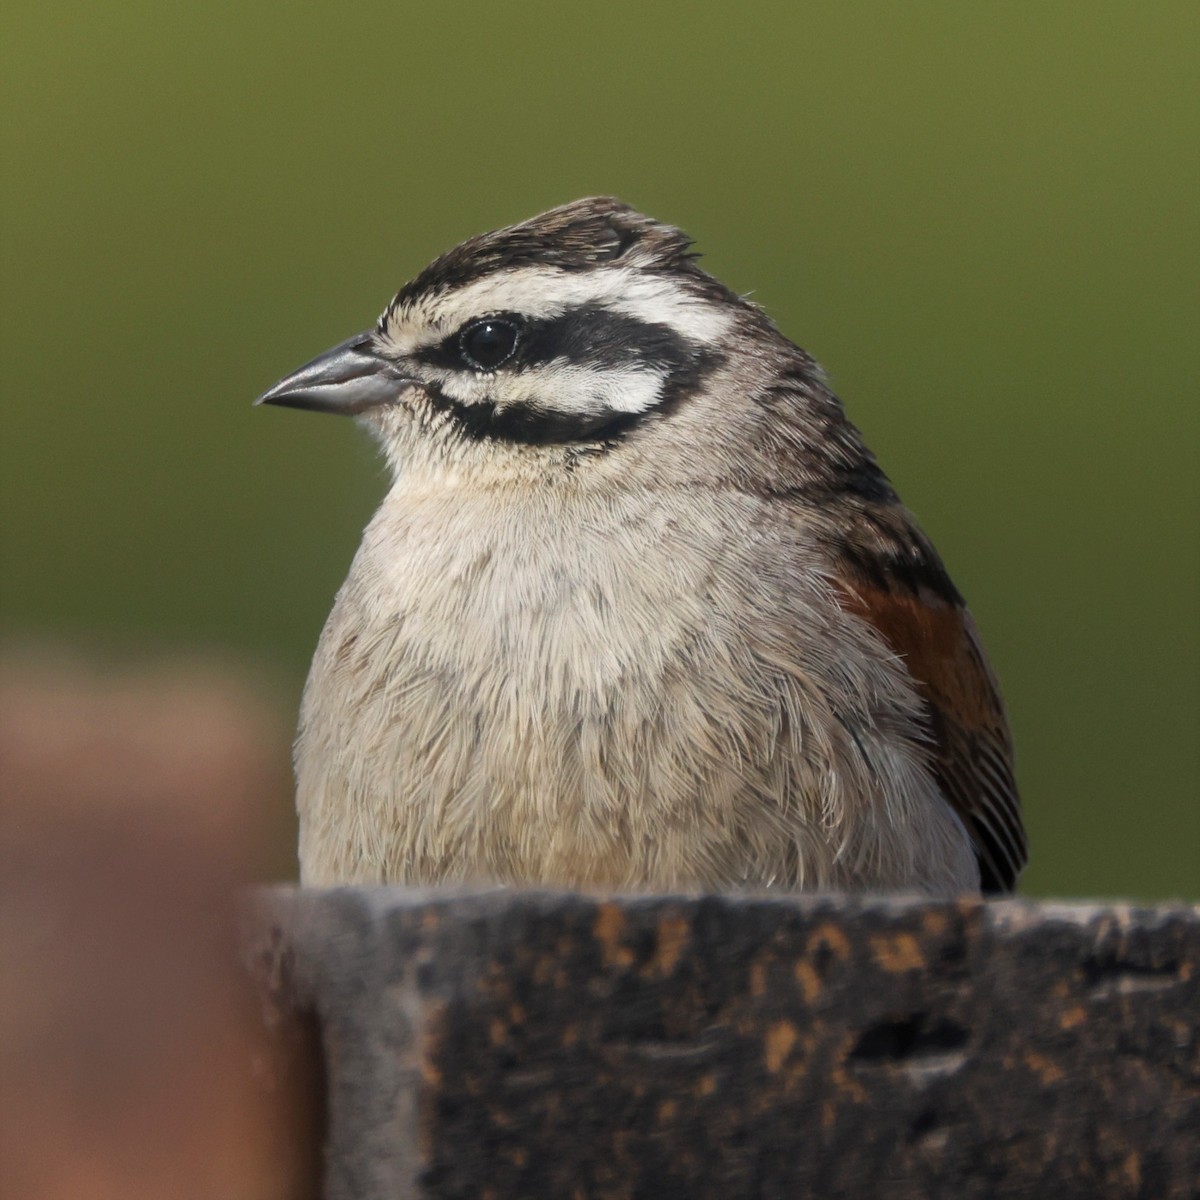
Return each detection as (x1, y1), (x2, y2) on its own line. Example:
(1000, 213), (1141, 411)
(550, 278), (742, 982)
(244, 889), (1199, 1199)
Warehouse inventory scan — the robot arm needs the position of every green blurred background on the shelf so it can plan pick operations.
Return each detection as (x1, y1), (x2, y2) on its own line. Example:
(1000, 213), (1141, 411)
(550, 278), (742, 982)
(3, 2), (1196, 898)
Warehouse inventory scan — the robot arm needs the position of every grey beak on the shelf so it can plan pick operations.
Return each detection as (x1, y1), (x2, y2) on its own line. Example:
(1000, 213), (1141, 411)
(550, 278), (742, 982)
(254, 332), (419, 416)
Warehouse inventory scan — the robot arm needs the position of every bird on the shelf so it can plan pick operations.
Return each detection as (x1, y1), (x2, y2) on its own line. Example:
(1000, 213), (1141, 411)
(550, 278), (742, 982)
(256, 197), (1027, 896)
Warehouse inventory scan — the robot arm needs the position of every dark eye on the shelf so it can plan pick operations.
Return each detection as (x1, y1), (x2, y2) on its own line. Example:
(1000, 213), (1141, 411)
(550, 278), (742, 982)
(459, 318), (519, 371)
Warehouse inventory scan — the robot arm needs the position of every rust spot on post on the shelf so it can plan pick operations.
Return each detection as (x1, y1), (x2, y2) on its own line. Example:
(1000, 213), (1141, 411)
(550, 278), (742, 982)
(809, 923), (851, 962)
(644, 912), (689, 977)
(1060, 1005), (1087, 1030)
(593, 903), (634, 969)
(870, 932), (925, 972)
(794, 959), (822, 1002)
(765, 1020), (797, 1073)
(1023, 1051), (1064, 1086)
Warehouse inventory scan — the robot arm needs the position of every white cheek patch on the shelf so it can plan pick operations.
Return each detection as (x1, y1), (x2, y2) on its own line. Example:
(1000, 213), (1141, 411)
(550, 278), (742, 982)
(424, 360), (669, 419)
(517, 361), (668, 416)
(380, 265), (734, 355)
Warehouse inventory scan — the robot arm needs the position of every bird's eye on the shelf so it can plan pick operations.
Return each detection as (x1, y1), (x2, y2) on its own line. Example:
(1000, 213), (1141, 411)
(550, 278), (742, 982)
(459, 318), (519, 371)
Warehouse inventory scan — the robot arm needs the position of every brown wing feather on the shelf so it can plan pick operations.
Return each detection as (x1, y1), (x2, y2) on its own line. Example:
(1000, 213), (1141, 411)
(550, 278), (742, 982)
(834, 573), (1028, 892)
(739, 348), (1025, 888)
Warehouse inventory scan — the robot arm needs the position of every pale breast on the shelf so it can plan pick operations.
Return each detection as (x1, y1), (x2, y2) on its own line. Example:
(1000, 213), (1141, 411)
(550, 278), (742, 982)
(294, 481), (978, 895)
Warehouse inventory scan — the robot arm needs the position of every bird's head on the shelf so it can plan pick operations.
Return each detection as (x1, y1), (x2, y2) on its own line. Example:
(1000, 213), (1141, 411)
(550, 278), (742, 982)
(255, 198), (781, 478)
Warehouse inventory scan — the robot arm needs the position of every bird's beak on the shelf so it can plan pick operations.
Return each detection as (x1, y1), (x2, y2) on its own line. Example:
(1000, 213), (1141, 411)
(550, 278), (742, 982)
(254, 332), (419, 416)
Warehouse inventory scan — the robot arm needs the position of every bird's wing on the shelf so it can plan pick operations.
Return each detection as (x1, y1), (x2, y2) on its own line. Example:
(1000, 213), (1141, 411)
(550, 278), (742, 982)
(824, 512), (1028, 892)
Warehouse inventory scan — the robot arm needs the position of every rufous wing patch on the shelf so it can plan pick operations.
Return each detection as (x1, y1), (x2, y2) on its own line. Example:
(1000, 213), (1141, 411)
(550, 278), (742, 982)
(835, 577), (1028, 892)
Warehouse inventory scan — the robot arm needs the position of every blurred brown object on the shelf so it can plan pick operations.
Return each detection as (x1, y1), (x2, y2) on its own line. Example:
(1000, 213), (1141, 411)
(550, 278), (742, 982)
(0, 646), (315, 1200)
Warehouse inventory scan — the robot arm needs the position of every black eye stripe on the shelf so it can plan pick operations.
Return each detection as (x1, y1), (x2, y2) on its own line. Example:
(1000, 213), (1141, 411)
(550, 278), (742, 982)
(404, 301), (724, 446)
(519, 304), (694, 373)
(412, 312), (522, 372)
(413, 303), (698, 377)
